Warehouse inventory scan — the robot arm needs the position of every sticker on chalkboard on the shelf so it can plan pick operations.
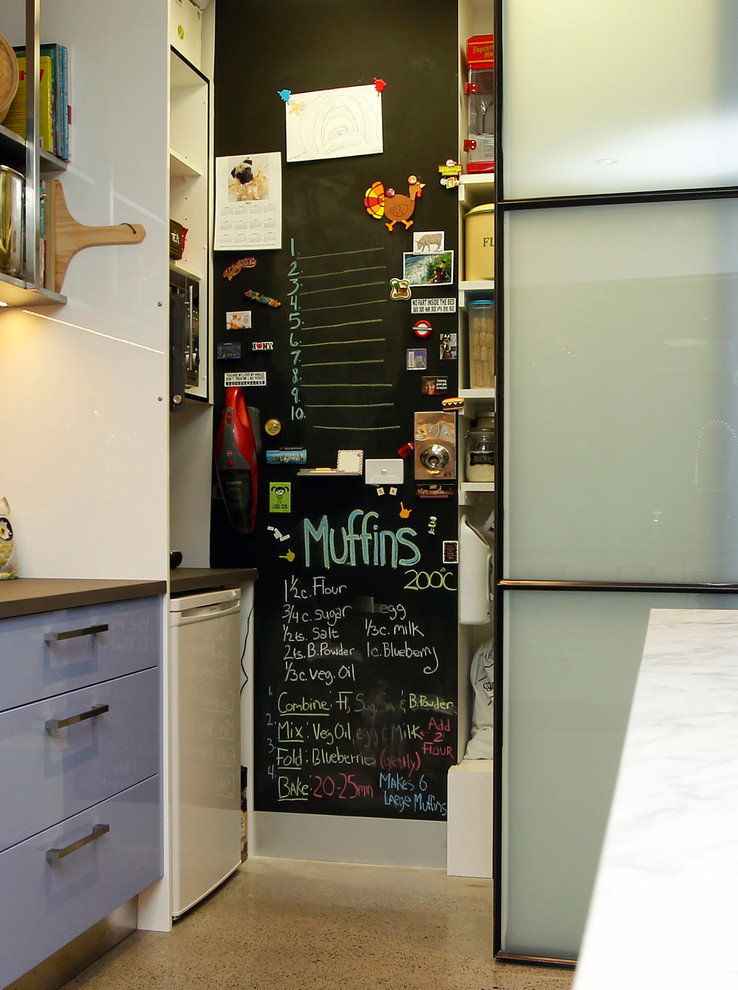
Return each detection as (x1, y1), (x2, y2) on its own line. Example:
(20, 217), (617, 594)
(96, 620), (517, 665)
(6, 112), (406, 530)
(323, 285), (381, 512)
(403, 251), (453, 286)
(413, 230), (444, 254)
(217, 341), (242, 360)
(265, 448), (307, 465)
(406, 348), (427, 371)
(224, 371), (267, 387)
(443, 540), (459, 563)
(440, 333), (457, 360)
(226, 310), (252, 330)
(252, 341), (274, 351)
(411, 297), (457, 314)
(269, 482), (291, 513)
(422, 376), (448, 395)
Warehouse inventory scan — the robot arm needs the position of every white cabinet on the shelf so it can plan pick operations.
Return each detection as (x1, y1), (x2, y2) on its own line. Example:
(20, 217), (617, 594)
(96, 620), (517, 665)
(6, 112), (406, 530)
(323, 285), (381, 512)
(448, 0), (495, 879)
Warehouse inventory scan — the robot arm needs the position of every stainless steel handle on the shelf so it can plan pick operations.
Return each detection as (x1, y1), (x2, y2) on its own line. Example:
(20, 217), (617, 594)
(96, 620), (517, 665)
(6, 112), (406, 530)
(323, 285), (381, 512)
(186, 283), (195, 372)
(45, 704), (109, 731)
(44, 623), (109, 643)
(46, 824), (110, 864)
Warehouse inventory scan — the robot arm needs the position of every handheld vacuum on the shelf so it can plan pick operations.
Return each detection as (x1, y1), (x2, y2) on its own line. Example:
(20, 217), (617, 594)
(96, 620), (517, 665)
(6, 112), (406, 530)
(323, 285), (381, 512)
(214, 388), (261, 534)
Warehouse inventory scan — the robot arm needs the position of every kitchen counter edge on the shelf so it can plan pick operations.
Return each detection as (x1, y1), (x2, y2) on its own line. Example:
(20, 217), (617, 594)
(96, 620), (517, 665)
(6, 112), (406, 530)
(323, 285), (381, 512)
(0, 577), (168, 620)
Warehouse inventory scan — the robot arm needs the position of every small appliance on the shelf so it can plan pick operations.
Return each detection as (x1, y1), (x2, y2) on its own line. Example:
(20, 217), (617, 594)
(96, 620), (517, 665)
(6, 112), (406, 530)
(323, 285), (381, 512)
(214, 388), (260, 534)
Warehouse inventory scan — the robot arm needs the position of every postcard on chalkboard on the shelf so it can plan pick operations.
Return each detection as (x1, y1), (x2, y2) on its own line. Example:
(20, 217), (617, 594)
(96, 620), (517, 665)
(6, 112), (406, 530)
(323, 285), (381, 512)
(403, 251), (454, 286)
(214, 152), (282, 251)
(285, 84), (383, 163)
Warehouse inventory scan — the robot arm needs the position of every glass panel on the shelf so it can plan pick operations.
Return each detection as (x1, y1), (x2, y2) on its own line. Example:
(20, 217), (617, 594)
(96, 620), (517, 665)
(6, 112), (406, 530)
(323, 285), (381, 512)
(503, 199), (738, 583)
(500, 590), (738, 960)
(502, 0), (738, 199)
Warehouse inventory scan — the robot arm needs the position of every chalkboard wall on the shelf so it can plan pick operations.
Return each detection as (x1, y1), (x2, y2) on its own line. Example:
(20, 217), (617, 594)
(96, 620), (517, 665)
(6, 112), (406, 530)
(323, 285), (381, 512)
(211, 0), (460, 820)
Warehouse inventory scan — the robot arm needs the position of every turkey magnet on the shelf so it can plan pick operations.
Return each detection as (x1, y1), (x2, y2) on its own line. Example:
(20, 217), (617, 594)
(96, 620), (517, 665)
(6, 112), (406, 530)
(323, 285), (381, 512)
(364, 174), (425, 231)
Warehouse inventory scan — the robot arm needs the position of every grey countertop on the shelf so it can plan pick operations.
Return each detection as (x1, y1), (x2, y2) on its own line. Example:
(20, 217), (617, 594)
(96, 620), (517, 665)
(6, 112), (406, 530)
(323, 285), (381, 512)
(0, 577), (167, 620)
(169, 567), (258, 595)
(0, 568), (258, 620)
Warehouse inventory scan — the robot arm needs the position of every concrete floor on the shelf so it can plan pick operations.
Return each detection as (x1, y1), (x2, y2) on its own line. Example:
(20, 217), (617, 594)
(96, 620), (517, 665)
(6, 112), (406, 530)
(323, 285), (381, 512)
(61, 858), (575, 990)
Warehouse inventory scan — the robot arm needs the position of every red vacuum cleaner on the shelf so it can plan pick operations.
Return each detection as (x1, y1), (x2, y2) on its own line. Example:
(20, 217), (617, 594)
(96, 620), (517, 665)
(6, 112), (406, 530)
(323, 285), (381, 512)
(214, 388), (260, 534)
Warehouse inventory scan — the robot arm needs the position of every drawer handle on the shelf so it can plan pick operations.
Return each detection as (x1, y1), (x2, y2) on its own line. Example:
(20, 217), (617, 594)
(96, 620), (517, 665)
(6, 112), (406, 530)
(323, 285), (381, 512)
(45, 704), (109, 731)
(46, 824), (110, 864)
(44, 623), (109, 643)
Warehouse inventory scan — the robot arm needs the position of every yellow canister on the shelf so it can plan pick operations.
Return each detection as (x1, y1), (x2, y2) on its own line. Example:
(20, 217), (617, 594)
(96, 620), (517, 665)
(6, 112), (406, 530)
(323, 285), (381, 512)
(464, 203), (494, 281)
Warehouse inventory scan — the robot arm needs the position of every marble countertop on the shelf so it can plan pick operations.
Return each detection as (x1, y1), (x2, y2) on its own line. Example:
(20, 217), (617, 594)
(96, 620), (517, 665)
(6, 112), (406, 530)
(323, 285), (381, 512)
(573, 608), (738, 989)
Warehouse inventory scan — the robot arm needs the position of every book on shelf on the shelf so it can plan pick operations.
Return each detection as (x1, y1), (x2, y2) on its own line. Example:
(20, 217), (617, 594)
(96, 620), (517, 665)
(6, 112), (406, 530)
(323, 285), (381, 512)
(5, 44), (69, 160)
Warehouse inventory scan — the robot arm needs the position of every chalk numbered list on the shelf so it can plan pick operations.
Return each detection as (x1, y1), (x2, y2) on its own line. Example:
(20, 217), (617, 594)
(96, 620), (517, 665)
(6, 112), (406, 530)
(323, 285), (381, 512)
(257, 567), (458, 820)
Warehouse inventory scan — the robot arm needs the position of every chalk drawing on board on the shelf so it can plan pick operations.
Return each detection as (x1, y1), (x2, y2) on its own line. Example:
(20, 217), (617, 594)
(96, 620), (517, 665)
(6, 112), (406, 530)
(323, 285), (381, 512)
(285, 85), (383, 163)
(289, 241), (400, 432)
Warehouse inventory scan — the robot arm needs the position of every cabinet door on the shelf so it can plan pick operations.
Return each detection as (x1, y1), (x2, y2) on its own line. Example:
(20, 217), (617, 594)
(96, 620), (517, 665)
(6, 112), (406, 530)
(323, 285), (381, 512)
(0, 667), (159, 852)
(0, 596), (161, 711)
(0, 775), (160, 988)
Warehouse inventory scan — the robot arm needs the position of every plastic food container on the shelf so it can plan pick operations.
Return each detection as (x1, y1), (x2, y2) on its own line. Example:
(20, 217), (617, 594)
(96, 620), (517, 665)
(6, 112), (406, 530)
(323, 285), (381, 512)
(464, 203), (494, 281)
(0, 165), (24, 278)
(465, 415), (495, 482)
(467, 299), (495, 388)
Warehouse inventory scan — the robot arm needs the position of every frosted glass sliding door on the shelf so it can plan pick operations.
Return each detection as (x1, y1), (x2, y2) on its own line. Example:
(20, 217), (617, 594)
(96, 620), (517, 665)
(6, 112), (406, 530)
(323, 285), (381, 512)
(502, 0), (738, 199)
(500, 590), (738, 960)
(503, 199), (738, 584)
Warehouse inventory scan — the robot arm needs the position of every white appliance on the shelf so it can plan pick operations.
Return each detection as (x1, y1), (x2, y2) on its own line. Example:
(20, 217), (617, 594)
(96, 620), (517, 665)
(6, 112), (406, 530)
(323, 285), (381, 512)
(169, 587), (242, 919)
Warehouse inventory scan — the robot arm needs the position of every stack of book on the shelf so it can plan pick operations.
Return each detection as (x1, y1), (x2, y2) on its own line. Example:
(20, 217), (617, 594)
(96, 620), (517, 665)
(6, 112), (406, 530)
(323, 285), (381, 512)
(4, 43), (70, 161)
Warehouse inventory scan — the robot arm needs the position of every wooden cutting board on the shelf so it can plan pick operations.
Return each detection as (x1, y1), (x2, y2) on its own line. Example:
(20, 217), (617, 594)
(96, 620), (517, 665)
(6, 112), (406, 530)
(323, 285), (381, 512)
(51, 180), (146, 293)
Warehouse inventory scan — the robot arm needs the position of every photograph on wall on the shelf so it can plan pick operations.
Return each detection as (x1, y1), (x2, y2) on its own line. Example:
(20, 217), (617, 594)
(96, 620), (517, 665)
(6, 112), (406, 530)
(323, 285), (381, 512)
(403, 250), (454, 286)
(214, 152), (282, 250)
(285, 84), (383, 163)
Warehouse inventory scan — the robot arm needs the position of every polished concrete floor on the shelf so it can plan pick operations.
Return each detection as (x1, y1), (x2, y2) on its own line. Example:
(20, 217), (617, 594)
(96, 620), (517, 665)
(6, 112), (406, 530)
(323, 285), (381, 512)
(62, 858), (575, 990)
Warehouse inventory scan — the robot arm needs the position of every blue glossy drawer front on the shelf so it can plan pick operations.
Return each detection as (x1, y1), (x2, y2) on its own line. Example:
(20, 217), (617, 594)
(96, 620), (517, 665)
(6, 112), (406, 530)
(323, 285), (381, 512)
(0, 596), (161, 711)
(0, 775), (161, 989)
(0, 667), (160, 852)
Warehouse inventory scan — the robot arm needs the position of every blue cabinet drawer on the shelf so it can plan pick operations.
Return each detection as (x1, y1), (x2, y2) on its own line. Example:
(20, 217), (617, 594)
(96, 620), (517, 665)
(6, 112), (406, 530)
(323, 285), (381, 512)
(0, 667), (159, 852)
(0, 775), (161, 988)
(0, 596), (161, 711)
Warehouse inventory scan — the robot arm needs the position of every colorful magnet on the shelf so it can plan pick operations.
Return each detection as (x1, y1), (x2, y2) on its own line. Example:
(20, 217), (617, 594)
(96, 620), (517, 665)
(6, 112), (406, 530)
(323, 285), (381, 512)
(244, 289), (282, 308)
(277, 89), (292, 102)
(406, 348), (427, 371)
(269, 482), (291, 513)
(223, 257), (257, 281)
(413, 319), (432, 338)
(252, 341), (275, 351)
(374, 78), (387, 93)
(438, 158), (462, 189)
(226, 310), (252, 330)
(397, 441), (415, 459)
(264, 418), (282, 436)
(428, 515), (438, 535)
(390, 277), (411, 300)
(422, 376), (448, 395)
(399, 502), (412, 518)
(217, 342), (242, 360)
(364, 175), (425, 231)
(441, 396), (465, 411)
(440, 333), (457, 360)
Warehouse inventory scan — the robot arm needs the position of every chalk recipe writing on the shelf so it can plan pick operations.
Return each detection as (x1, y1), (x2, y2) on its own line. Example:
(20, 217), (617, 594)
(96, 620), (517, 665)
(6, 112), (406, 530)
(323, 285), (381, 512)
(256, 553), (457, 819)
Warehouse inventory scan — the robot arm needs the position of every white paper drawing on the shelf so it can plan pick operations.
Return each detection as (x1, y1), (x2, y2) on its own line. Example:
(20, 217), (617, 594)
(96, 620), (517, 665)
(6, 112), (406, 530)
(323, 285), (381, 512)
(214, 152), (282, 251)
(285, 85), (383, 163)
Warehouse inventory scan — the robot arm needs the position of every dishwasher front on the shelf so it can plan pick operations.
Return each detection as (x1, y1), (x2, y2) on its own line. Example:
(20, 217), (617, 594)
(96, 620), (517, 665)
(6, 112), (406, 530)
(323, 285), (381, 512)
(169, 587), (242, 919)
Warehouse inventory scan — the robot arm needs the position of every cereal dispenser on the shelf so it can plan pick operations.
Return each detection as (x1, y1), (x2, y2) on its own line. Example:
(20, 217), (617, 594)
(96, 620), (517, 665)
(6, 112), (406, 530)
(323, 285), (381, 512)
(464, 34), (495, 174)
